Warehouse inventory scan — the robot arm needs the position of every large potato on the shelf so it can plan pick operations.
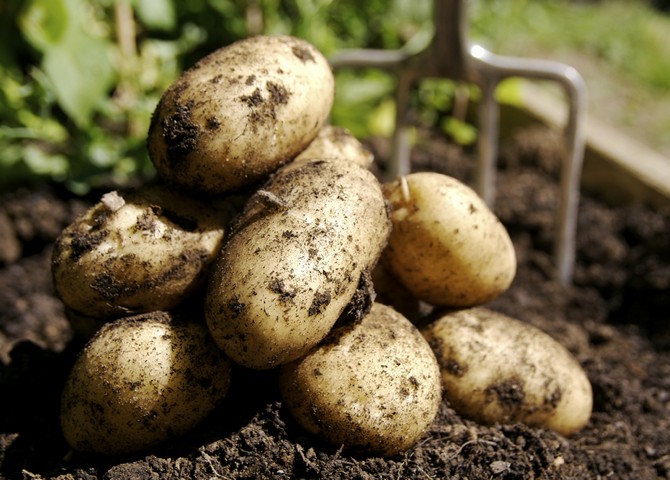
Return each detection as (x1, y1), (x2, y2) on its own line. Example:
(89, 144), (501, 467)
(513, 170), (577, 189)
(421, 307), (592, 436)
(60, 311), (232, 455)
(147, 35), (334, 194)
(205, 160), (391, 369)
(51, 185), (238, 320)
(279, 303), (442, 457)
(382, 172), (516, 307)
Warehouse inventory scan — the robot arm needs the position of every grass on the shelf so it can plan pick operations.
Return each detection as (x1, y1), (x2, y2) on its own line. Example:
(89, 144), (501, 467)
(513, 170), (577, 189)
(469, 0), (670, 156)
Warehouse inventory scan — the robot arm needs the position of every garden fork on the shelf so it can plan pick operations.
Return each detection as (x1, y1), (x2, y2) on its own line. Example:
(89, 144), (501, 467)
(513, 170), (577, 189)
(329, 0), (587, 286)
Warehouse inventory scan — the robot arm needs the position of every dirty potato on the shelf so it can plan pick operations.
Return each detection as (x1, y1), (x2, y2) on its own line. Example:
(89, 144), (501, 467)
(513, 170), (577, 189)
(60, 311), (232, 455)
(279, 303), (442, 457)
(147, 35), (334, 194)
(52, 186), (238, 320)
(205, 160), (391, 369)
(294, 125), (373, 168)
(382, 172), (516, 307)
(422, 307), (592, 436)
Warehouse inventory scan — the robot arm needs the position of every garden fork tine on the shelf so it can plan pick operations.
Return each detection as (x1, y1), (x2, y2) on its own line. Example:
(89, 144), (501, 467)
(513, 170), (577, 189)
(329, 0), (587, 286)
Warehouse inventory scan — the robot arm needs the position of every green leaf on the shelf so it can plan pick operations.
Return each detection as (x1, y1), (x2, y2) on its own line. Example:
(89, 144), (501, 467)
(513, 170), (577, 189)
(23, 144), (69, 178)
(133, 0), (176, 31)
(19, 0), (116, 128)
(19, 0), (69, 51)
(42, 37), (115, 128)
(441, 117), (477, 146)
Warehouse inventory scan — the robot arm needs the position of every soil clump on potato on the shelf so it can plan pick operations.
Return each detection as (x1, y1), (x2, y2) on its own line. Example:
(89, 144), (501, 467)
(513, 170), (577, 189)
(0, 126), (669, 479)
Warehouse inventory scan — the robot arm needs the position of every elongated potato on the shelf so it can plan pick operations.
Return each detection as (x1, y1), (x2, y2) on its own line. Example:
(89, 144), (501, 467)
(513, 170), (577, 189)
(60, 311), (232, 455)
(294, 125), (373, 168)
(383, 172), (516, 307)
(205, 160), (391, 369)
(279, 303), (442, 457)
(148, 35), (334, 194)
(422, 307), (592, 436)
(52, 186), (238, 319)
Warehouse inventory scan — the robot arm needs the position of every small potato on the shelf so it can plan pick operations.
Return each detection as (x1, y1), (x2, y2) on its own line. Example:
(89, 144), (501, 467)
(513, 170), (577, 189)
(51, 186), (238, 320)
(294, 125), (373, 168)
(382, 172), (516, 307)
(422, 307), (592, 436)
(279, 303), (442, 457)
(148, 35), (334, 194)
(205, 160), (391, 369)
(60, 311), (232, 455)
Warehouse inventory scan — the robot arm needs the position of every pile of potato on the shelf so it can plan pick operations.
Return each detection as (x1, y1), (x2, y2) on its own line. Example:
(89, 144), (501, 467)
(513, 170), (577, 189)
(51, 35), (592, 457)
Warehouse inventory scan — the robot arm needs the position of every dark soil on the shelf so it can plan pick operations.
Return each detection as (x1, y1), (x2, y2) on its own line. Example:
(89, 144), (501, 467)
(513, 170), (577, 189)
(1, 126), (669, 479)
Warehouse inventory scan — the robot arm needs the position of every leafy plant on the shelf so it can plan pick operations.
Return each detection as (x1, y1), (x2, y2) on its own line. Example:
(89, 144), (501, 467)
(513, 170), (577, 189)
(1, 0), (437, 192)
(5, 0), (666, 191)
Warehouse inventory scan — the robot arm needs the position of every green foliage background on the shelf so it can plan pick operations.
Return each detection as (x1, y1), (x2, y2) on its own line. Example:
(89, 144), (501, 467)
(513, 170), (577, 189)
(2, 0), (668, 192)
(1, 0), (436, 192)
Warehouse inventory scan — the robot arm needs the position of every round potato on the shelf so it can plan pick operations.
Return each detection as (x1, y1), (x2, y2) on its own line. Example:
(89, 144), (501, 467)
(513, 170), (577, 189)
(422, 307), (592, 436)
(382, 172), (516, 307)
(279, 303), (442, 457)
(51, 186), (238, 320)
(205, 160), (391, 369)
(294, 125), (373, 168)
(60, 311), (232, 455)
(147, 35), (334, 194)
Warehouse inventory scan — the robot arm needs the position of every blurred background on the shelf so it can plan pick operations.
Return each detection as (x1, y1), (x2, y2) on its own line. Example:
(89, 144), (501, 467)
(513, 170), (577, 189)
(1, 0), (669, 193)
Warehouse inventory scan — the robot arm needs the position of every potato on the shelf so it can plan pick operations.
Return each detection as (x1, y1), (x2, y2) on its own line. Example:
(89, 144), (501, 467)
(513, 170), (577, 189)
(51, 186), (239, 320)
(60, 311), (232, 455)
(147, 35), (334, 194)
(294, 125), (373, 168)
(205, 160), (391, 369)
(421, 307), (592, 436)
(382, 172), (516, 307)
(279, 303), (442, 457)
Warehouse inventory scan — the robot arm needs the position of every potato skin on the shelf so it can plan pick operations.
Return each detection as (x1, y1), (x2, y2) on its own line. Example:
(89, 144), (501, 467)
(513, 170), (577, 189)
(294, 125), (373, 168)
(421, 307), (592, 436)
(60, 311), (232, 455)
(205, 160), (391, 369)
(278, 303), (442, 457)
(147, 35), (334, 194)
(382, 172), (516, 307)
(51, 186), (237, 320)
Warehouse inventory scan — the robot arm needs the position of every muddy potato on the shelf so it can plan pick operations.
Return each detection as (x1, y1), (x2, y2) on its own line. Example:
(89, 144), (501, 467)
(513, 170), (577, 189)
(383, 172), (516, 307)
(205, 160), (391, 369)
(422, 307), (592, 436)
(279, 303), (442, 457)
(148, 35), (334, 194)
(294, 125), (373, 168)
(51, 186), (238, 320)
(60, 311), (232, 455)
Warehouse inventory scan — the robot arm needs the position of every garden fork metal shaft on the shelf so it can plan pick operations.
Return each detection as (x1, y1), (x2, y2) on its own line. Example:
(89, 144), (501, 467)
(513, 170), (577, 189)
(329, 0), (587, 286)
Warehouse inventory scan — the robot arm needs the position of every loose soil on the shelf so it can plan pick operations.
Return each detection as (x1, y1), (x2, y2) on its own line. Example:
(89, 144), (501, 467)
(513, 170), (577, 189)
(1, 126), (669, 479)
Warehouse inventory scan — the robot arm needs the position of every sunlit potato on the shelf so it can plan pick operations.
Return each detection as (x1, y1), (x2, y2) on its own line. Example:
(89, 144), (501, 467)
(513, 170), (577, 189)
(422, 307), (592, 437)
(148, 35), (334, 194)
(279, 303), (442, 457)
(382, 172), (516, 307)
(294, 125), (373, 168)
(60, 311), (233, 455)
(205, 159), (391, 370)
(51, 185), (239, 320)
